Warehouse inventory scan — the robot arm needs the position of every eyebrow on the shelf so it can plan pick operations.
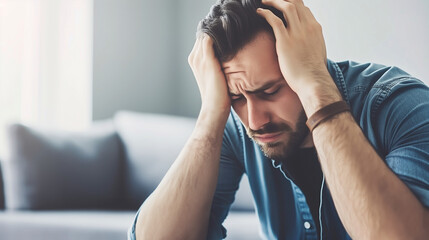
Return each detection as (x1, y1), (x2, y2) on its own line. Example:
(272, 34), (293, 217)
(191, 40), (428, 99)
(229, 78), (283, 96)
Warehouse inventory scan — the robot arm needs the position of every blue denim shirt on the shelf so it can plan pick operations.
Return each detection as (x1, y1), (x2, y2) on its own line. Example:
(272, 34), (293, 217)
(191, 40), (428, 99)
(128, 60), (429, 240)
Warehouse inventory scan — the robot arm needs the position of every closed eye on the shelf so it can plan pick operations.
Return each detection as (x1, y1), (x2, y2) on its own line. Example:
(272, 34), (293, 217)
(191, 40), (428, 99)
(231, 94), (244, 102)
(263, 86), (281, 96)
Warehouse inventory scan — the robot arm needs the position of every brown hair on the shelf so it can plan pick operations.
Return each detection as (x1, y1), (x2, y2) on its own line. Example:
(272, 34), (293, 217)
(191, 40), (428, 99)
(197, 0), (286, 62)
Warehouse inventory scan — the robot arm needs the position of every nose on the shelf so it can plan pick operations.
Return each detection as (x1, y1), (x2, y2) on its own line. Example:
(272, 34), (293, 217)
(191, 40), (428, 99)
(247, 98), (270, 131)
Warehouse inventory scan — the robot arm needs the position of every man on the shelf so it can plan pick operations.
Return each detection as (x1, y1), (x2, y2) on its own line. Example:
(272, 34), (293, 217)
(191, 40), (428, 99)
(129, 0), (429, 239)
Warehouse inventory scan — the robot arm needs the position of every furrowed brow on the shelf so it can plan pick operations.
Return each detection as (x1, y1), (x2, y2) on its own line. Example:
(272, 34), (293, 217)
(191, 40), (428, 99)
(246, 78), (283, 94)
(228, 78), (284, 96)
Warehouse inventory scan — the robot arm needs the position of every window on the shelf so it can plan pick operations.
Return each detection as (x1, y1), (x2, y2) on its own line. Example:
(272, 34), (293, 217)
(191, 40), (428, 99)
(0, 0), (92, 155)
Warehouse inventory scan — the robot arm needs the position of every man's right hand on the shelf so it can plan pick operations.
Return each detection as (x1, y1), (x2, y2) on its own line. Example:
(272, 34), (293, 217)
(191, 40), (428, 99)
(136, 34), (230, 240)
(188, 34), (231, 119)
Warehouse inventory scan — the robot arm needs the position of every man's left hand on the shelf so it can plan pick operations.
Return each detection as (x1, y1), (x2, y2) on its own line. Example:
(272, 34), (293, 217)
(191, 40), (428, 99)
(257, 0), (341, 114)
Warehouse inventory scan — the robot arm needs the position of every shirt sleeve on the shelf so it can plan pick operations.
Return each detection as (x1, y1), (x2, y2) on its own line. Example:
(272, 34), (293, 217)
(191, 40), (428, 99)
(206, 113), (245, 239)
(376, 78), (429, 208)
(127, 205), (142, 240)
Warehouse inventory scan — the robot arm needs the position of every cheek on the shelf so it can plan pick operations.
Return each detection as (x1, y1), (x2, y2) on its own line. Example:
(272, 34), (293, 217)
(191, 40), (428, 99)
(231, 87), (303, 127)
(272, 88), (303, 120)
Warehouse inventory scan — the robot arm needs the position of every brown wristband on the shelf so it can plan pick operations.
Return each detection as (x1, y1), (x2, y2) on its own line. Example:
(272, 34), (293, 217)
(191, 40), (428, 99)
(306, 100), (350, 132)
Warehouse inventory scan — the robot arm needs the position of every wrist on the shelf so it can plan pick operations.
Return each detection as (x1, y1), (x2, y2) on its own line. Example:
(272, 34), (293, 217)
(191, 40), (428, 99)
(296, 72), (343, 117)
(195, 107), (230, 136)
(200, 104), (230, 120)
(306, 100), (350, 132)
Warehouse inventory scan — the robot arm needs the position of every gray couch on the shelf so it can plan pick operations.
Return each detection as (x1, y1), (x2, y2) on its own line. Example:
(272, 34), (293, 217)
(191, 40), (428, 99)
(0, 111), (260, 240)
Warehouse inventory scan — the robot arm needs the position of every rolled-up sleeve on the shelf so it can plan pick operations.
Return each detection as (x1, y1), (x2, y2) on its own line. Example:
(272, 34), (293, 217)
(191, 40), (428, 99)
(127, 205), (141, 240)
(207, 113), (245, 239)
(376, 78), (429, 208)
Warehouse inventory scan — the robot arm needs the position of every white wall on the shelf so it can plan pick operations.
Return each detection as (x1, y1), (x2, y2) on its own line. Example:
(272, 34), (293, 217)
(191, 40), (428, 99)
(175, 0), (214, 117)
(92, 0), (429, 119)
(93, 0), (180, 120)
(307, 0), (429, 82)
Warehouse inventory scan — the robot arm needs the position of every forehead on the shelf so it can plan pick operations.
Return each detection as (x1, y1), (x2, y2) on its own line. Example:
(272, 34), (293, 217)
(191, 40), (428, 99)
(221, 31), (282, 91)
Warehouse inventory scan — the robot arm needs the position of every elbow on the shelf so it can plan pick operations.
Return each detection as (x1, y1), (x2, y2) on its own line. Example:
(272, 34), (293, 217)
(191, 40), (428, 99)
(366, 210), (429, 240)
(349, 211), (429, 240)
(405, 208), (429, 240)
(136, 228), (206, 240)
(135, 213), (207, 240)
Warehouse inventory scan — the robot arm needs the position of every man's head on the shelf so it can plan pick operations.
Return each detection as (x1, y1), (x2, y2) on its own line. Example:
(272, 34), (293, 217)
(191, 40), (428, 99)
(198, 0), (312, 161)
(197, 0), (285, 62)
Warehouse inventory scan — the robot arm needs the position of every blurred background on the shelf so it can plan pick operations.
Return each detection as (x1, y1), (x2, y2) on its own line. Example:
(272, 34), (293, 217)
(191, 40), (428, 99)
(0, 0), (428, 239)
(1, 0), (428, 135)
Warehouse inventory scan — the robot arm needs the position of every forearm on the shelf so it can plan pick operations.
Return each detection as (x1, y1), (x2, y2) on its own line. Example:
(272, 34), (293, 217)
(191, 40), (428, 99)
(135, 110), (229, 240)
(301, 79), (429, 239)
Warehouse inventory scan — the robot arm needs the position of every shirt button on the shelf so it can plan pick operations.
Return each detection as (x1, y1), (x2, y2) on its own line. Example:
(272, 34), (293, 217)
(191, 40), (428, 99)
(304, 221), (311, 229)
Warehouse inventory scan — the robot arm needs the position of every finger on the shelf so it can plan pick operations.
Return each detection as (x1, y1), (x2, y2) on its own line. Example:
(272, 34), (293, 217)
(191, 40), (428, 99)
(301, 5), (319, 25)
(257, 8), (288, 38)
(284, 0), (308, 22)
(192, 35), (204, 66)
(188, 37), (200, 65)
(261, 0), (301, 28)
(286, 0), (304, 3)
(201, 33), (215, 57)
(190, 37), (200, 54)
(284, 0), (305, 9)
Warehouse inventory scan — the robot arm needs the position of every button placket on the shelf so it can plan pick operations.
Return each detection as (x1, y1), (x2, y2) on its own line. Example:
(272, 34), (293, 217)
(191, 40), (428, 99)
(292, 184), (318, 240)
(276, 160), (318, 239)
(304, 221), (311, 229)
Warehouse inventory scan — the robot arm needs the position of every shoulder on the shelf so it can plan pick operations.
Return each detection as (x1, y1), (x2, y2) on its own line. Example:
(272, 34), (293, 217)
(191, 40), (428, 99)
(330, 59), (429, 153)
(330, 59), (426, 118)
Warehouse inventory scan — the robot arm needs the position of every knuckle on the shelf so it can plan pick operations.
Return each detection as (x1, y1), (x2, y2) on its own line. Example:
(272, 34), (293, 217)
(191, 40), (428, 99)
(282, 3), (296, 13)
(204, 35), (213, 44)
(187, 54), (193, 65)
(306, 21), (321, 32)
(312, 22), (322, 31)
(272, 17), (285, 28)
(202, 36), (209, 45)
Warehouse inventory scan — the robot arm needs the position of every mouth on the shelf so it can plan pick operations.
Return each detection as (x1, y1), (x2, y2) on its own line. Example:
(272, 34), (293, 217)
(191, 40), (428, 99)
(253, 132), (284, 144)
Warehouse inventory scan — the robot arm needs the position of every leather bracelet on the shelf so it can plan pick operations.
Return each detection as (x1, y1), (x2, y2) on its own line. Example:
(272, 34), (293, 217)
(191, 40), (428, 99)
(306, 100), (350, 132)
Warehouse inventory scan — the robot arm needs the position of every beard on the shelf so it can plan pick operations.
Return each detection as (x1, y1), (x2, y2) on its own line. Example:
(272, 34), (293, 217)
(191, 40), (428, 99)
(246, 111), (309, 162)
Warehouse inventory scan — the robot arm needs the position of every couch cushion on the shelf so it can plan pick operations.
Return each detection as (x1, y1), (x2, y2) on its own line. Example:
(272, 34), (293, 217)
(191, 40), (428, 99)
(222, 212), (261, 240)
(114, 111), (195, 208)
(0, 210), (260, 240)
(230, 174), (255, 211)
(0, 210), (135, 240)
(115, 111), (255, 211)
(2, 121), (122, 210)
